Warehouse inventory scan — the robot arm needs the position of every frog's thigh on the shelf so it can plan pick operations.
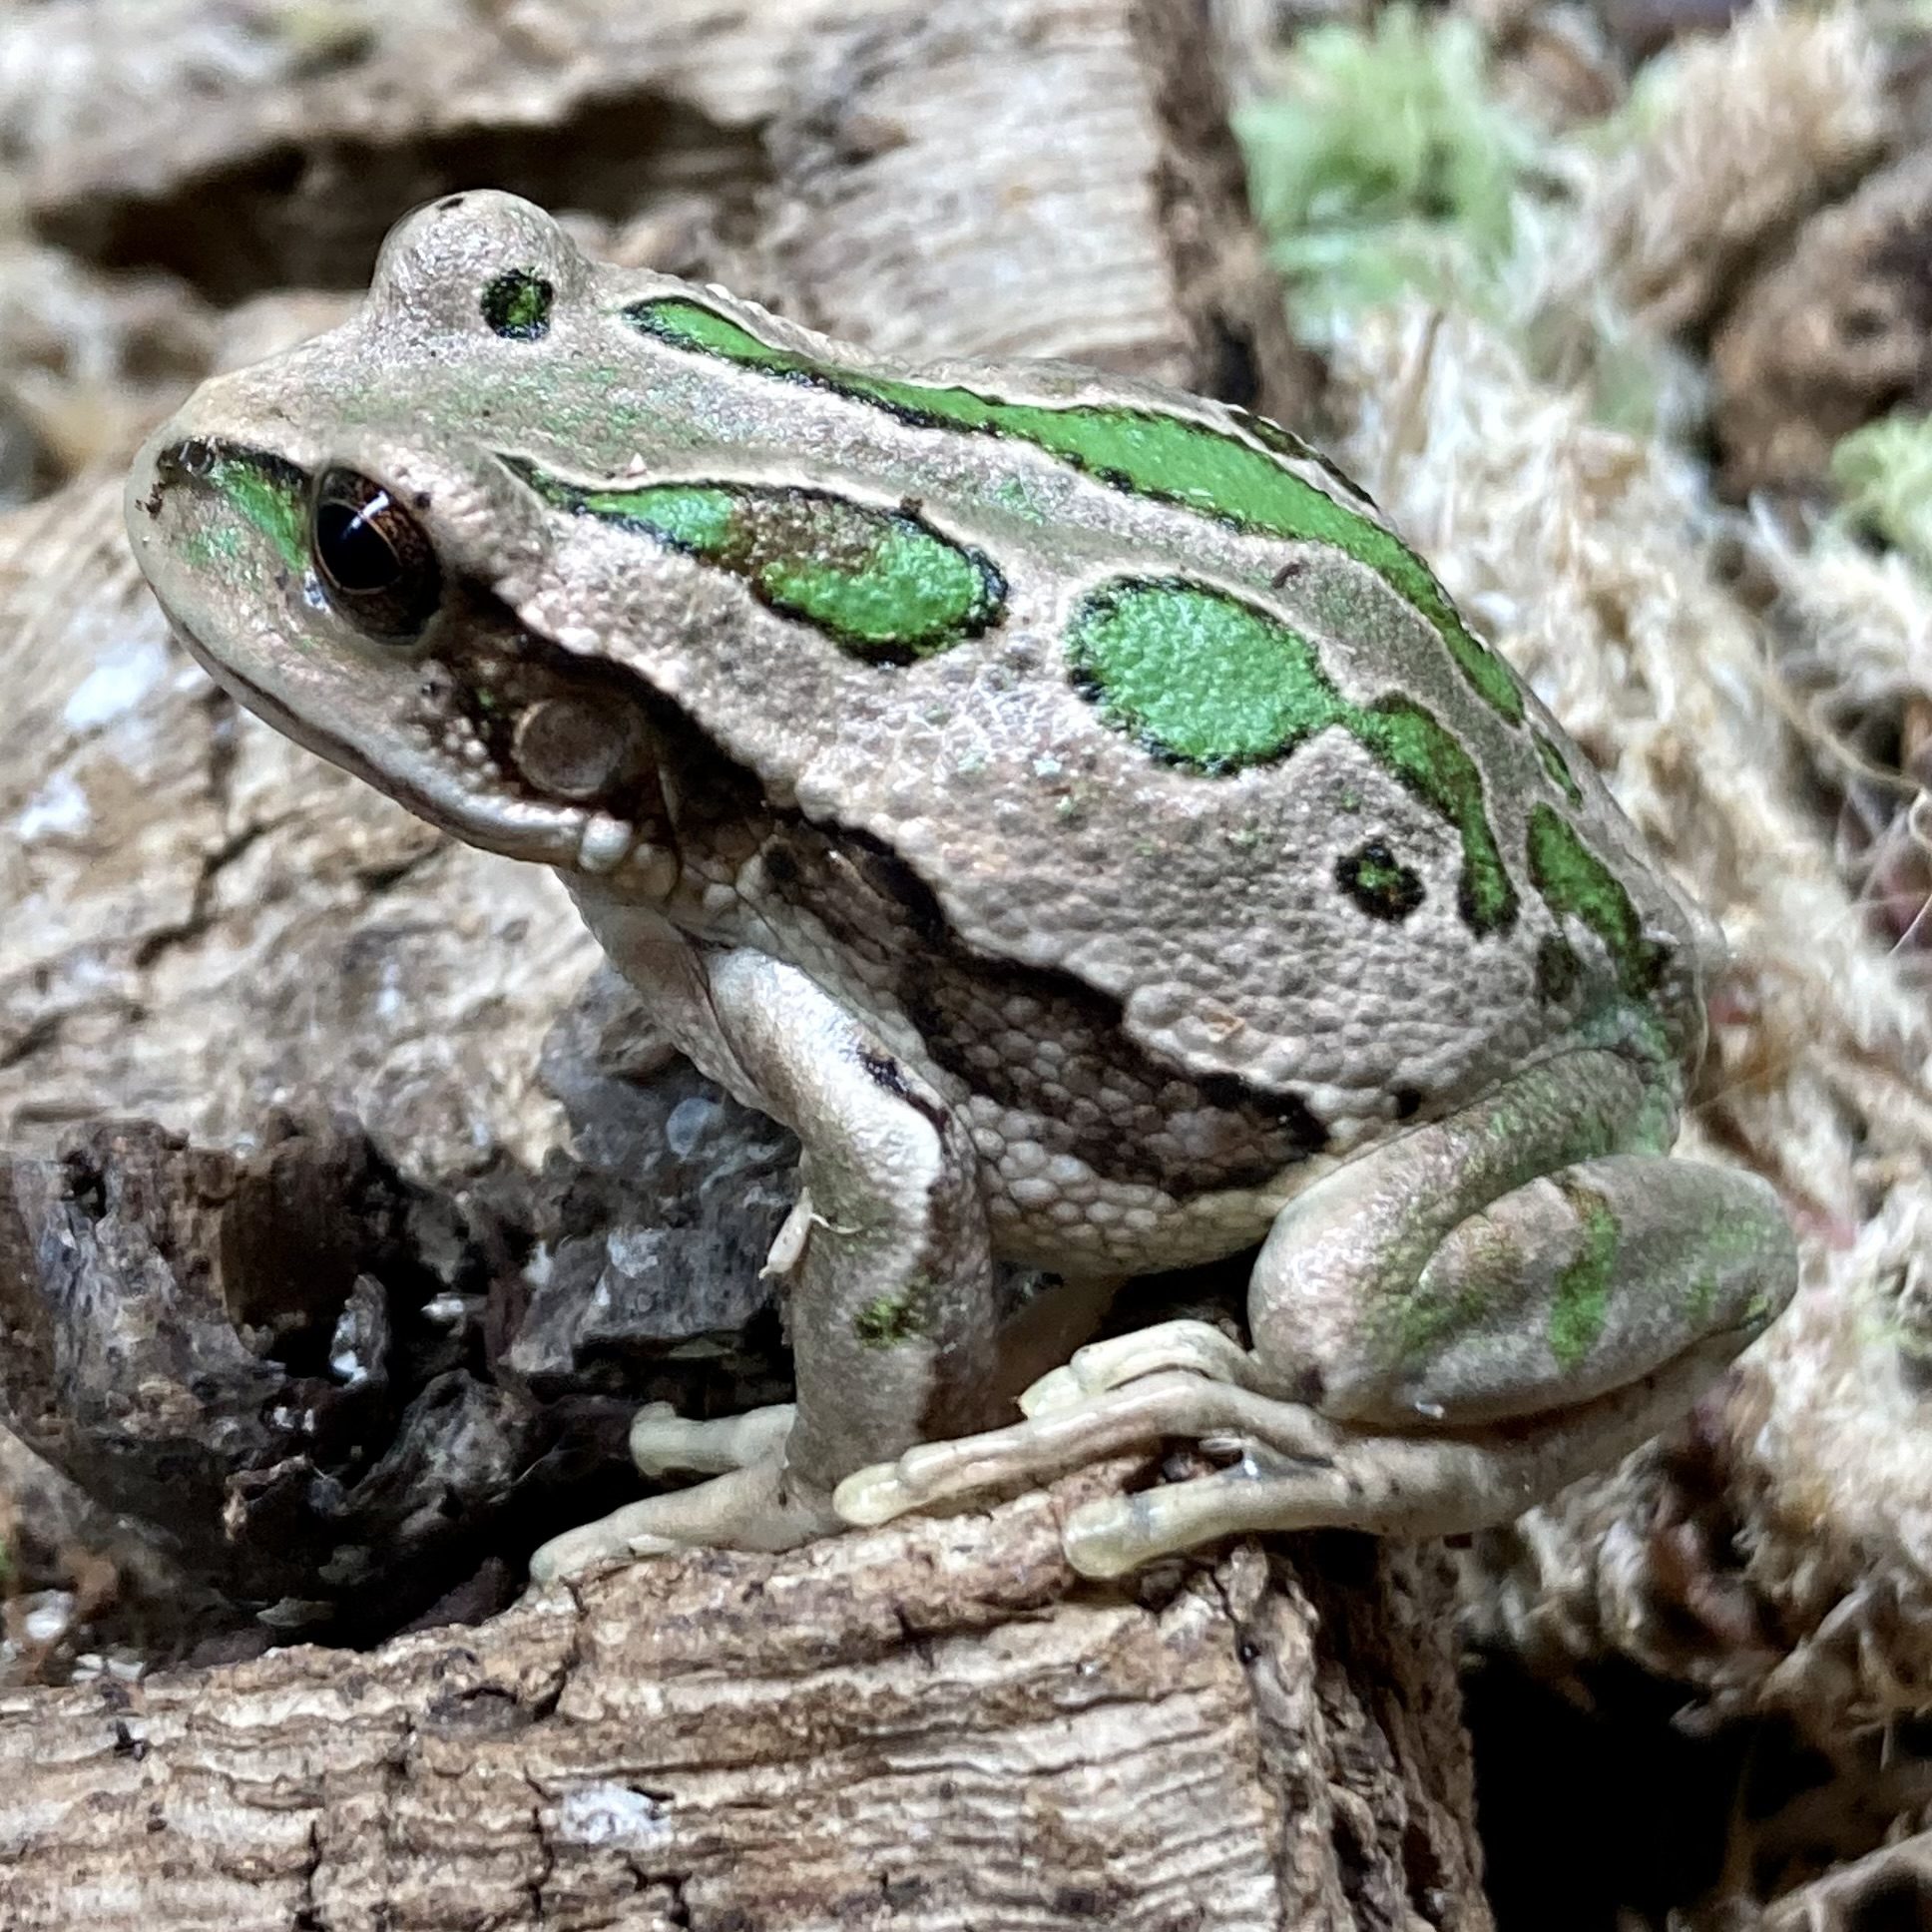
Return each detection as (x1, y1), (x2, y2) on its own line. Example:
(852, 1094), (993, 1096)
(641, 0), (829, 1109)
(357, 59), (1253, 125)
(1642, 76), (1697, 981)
(1043, 1147), (1794, 1574)
(1270, 1150), (1796, 1432)
(531, 948), (998, 1582)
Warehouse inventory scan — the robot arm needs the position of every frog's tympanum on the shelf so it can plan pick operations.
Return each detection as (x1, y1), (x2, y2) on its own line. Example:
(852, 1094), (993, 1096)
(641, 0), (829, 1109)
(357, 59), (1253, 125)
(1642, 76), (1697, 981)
(127, 193), (1797, 1581)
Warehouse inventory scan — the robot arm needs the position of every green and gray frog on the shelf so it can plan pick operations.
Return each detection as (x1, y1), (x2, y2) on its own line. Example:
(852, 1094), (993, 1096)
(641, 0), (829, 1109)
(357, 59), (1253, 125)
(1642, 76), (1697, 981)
(125, 192), (1796, 1581)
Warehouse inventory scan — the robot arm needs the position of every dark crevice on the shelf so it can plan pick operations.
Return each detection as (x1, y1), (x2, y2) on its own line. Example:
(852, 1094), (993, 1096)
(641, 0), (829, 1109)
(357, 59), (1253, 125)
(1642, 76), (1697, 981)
(130, 818), (271, 968)
(32, 90), (765, 304)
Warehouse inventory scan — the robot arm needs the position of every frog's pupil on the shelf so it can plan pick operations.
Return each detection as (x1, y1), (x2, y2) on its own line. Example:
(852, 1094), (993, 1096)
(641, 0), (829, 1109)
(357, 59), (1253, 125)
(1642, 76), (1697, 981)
(316, 494), (401, 592)
(311, 468), (441, 642)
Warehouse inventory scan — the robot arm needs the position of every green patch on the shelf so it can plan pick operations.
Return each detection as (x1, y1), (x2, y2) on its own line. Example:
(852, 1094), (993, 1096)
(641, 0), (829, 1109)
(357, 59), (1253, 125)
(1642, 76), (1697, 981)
(481, 267), (554, 340)
(854, 1289), (926, 1348)
(1389, 1244), (1503, 1369)
(1534, 731), (1583, 806)
(157, 438), (308, 575)
(1685, 1268), (1720, 1330)
(626, 296), (1524, 723)
(507, 459), (1005, 664)
(1525, 804), (1671, 1001)
(1830, 411), (1932, 573)
(1547, 1177), (1619, 1370)
(1067, 578), (1516, 933)
(1336, 838), (1425, 921)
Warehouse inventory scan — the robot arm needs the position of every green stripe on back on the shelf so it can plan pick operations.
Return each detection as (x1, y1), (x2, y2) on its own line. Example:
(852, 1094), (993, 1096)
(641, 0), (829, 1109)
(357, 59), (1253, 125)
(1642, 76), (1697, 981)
(506, 457), (1004, 665)
(1067, 577), (1516, 934)
(626, 296), (1525, 724)
(1525, 804), (1670, 999)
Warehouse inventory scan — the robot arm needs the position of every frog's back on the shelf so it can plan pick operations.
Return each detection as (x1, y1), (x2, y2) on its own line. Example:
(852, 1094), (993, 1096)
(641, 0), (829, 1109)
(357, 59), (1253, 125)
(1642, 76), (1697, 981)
(505, 243), (1713, 1151)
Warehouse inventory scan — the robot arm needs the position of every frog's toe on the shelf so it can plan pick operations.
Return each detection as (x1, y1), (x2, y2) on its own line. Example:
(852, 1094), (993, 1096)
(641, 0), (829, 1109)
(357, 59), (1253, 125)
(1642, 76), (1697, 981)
(1018, 1318), (1263, 1416)
(527, 1455), (842, 1584)
(836, 1369), (1210, 1526)
(628, 1400), (795, 1478)
(528, 1500), (689, 1583)
(1058, 1457), (1359, 1576)
(836, 1364), (1341, 1532)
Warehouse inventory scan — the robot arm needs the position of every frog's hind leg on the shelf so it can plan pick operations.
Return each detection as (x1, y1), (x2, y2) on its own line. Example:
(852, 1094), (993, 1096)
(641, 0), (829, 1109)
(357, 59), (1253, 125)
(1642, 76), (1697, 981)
(839, 1049), (1797, 1575)
(528, 935), (1000, 1584)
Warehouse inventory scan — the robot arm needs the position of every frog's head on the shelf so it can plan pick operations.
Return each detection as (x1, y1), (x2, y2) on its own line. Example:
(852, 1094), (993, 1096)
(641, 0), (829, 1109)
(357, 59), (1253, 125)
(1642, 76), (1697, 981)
(125, 194), (684, 886)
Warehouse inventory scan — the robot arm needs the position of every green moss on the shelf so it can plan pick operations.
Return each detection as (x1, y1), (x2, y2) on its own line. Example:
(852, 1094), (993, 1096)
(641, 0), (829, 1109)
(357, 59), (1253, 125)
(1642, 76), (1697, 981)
(1831, 413), (1932, 573)
(1234, 5), (1540, 328)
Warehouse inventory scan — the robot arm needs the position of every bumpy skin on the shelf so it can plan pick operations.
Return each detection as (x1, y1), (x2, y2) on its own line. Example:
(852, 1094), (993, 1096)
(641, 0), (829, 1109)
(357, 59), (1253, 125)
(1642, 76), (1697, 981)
(124, 192), (1797, 1580)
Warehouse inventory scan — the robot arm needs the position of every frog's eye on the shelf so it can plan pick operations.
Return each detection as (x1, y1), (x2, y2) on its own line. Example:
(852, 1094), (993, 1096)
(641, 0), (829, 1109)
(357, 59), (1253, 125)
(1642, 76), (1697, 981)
(311, 468), (443, 643)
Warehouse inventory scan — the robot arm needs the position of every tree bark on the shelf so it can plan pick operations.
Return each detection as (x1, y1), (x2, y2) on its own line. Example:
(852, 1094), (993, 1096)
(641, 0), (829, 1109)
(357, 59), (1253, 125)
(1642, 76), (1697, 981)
(0, 1481), (1485, 1931)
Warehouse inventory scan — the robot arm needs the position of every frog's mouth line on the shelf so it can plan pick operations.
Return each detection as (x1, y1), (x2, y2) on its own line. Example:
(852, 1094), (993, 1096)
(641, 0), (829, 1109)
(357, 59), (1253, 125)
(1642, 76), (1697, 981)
(163, 610), (596, 868)
(167, 612), (387, 791)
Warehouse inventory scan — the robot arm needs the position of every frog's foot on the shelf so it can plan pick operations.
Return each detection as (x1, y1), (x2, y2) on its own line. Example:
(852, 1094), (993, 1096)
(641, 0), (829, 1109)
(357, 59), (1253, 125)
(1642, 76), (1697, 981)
(835, 1361), (1340, 1548)
(835, 1336), (1740, 1578)
(529, 1440), (844, 1585)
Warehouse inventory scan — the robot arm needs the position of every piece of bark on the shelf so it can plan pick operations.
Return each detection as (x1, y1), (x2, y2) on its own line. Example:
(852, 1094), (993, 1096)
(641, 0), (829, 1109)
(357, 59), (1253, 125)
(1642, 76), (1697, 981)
(1758, 1829), (1932, 1930)
(8, 0), (897, 301)
(764, 0), (1320, 416)
(0, 1010), (803, 1660)
(0, 1486), (1486, 1931)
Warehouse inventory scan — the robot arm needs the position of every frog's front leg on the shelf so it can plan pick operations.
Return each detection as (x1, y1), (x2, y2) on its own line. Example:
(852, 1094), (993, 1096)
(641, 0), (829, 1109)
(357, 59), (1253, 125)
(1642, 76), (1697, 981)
(529, 929), (999, 1583)
(838, 1046), (1797, 1575)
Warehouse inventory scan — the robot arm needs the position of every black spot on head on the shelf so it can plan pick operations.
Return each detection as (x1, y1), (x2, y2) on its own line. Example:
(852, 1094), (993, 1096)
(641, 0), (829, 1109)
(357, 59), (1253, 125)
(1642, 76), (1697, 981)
(1336, 840), (1425, 922)
(481, 267), (554, 341)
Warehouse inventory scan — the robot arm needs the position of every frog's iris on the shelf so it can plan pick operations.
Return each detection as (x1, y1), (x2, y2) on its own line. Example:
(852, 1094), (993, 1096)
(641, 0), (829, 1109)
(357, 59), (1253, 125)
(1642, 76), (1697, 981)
(312, 468), (443, 643)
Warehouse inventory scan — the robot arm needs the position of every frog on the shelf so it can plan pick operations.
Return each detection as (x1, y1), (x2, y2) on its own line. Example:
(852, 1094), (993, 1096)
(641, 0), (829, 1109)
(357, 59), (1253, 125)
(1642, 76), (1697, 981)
(124, 191), (1797, 1583)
